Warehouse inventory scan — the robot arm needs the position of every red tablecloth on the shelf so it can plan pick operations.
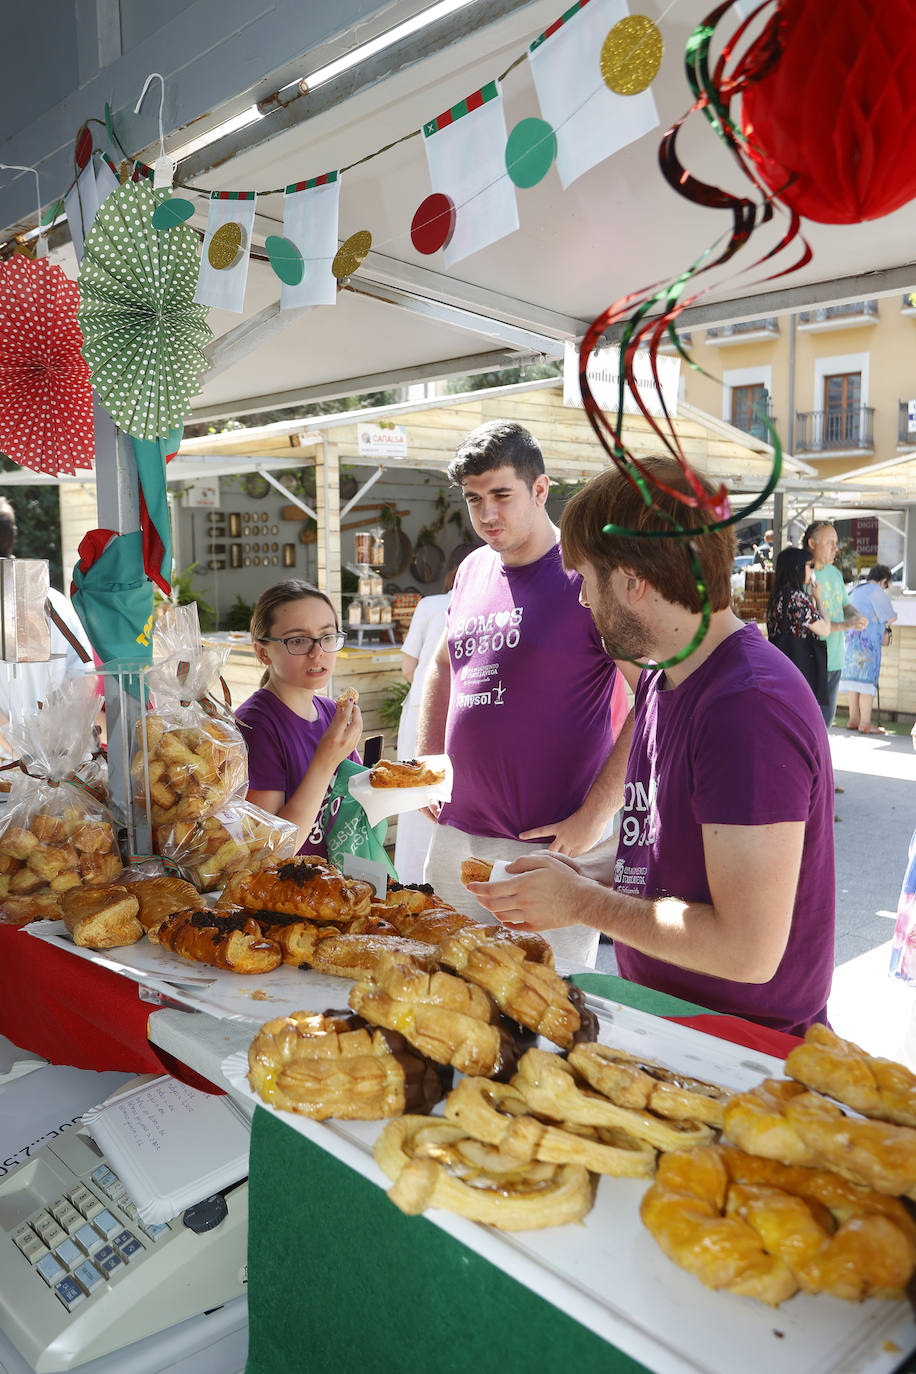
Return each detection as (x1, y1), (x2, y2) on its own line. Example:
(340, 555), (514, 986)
(0, 925), (220, 1093)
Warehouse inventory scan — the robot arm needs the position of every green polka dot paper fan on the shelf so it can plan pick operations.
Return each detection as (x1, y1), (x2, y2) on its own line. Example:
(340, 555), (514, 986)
(77, 179), (212, 441)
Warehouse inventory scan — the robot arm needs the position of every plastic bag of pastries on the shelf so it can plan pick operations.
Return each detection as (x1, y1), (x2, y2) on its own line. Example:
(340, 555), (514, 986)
(0, 678), (120, 926)
(130, 606), (247, 827)
(154, 799), (299, 893)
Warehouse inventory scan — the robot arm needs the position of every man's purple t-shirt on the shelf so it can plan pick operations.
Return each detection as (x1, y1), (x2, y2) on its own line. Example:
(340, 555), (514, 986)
(439, 542), (618, 838)
(613, 624), (835, 1035)
(235, 688), (359, 857)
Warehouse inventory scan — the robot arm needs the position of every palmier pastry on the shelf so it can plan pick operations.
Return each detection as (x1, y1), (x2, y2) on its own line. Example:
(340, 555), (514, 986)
(349, 952), (520, 1080)
(444, 1076), (655, 1178)
(368, 759), (446, 789)
(460, 857), (493, 886)
(785, 1024), (916, 1128)
(374, 1115), (593, 1229)
(437, 930), (593, 1048)
(512, 1049), (715, 1152)
(248, 1009), (448, 1120)
(723, 1078), (916, 1197)
(568, 1042), (730, 1128)
(640, 1144), (916, 1306)
(127, 875), (202, 941)
(156, 907), (282, 974)
(60, 885), (142, 949)
(220, 856), (373, 923)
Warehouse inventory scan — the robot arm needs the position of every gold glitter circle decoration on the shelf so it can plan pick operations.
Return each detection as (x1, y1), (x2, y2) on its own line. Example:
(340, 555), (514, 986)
(208, 221), (246, 271)
(332, 230), (372, 281)
(600, 16), (663, 96)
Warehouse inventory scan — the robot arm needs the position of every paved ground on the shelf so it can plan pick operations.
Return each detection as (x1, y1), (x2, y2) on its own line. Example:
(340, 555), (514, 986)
(596, 714), (916, 1064)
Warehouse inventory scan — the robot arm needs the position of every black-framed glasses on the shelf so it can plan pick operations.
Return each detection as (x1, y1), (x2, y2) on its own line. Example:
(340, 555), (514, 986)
(259, 631), (346, 655)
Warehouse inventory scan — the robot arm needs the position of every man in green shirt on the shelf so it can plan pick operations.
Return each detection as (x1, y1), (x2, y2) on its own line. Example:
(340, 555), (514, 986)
(804, 521), (867, 728)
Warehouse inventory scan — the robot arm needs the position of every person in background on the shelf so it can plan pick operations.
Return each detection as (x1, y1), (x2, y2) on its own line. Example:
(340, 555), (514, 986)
(416, 420), (631, 967)
(753, 528), (775, 564)
(0, 497), (94, 736)
(394, 545), (470, 883)
(839, 563), (897, 735)
(765, 546), (831, 706)
(466, 458), (836, 1036)
(803, 521), (868, 729)
(236, 580), (362, 855)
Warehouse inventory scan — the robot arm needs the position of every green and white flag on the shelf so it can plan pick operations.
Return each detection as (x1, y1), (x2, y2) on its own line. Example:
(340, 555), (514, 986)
(529, 0), (658, 189)
(280, 173), (340, 309)
(194, 191), (258, 313)
(422, 81), (518, 267)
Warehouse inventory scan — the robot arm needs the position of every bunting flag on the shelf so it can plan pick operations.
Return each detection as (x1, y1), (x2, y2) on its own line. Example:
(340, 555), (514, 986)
(528, 0), (659, 189)
(194, 191), (257, 313)
(131, 426), (182, 595)
(422, 81), (518, 268)
(280, 174), (341, 309)
(64, 153), (120, 263)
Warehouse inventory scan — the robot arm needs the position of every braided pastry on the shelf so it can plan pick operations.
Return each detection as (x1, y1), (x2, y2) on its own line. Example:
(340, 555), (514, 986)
(568, 1042), (729, 1128)
(156, 907), (282, 973)
(247, 1009), (449, 1120)
(373, 1116), (593, 1229)
(640, 1144), (916, 1306)
(786, 1024), (916, 1128)
(512, 1049), (716, 1152)
(220, 856), (373, 923)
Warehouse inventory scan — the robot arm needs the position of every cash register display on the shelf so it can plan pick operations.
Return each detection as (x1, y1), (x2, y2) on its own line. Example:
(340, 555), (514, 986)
(0, 1125), (248, 1373)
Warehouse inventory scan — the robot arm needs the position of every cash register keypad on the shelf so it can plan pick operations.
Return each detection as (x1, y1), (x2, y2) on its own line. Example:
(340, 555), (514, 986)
(11, 1159), (174, 1314)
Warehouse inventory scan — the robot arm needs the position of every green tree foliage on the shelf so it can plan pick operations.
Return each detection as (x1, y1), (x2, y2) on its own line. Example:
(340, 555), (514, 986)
(0, 456), (63, 587)
(445, 360), (562, 394)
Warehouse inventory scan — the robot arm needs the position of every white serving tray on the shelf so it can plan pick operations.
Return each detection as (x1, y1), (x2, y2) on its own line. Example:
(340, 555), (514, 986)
(221, 1002), (916, 1374)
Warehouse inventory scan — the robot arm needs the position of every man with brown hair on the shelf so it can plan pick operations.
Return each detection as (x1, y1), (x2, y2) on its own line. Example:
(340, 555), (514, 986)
(467, 458), (836, 1034)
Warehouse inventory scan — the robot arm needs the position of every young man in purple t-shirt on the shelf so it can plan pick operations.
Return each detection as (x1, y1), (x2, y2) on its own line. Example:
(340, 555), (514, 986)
(466, 458), (836, 1035)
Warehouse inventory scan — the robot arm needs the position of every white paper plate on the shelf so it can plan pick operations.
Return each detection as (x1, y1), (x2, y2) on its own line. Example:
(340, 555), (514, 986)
(349, 754), (452, 827)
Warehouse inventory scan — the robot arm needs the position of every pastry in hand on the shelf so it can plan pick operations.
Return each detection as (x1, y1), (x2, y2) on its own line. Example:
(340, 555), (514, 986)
(349, 951), (521, 1080)
(368, 758), (446, 789)
(568, 1042), (730, 1129)
(60, 885), (142, 949)
(460, 857), (493, 886)
(785, 1024), (916, 1128)
(247, 1009), (449, 1120)
(156, 907), (282, 974)
(128, 875), (202, 941)
(373, 1115), (593, 1230)
(220, 856), (373, 923)
(641, 1143), (916, 1306)
(437, 930), (594, 1048)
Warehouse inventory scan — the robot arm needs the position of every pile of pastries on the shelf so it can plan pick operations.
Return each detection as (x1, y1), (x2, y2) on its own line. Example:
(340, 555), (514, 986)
(0, 807), (122, 924)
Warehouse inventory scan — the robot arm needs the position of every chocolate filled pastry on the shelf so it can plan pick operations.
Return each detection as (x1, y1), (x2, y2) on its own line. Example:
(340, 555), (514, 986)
(247, 1009), (449, 1120)
(785, 1024), (916, 1128)
(157, 907), (283, 973)
(220, 855), (373, 923)
(60, 885), (142, 949)
(437, 930), (592, 1048)
(444, 1076), (656, 1178)
(568, 1042), (730, 1128)
(723, 1077), (916, 1197)
(368, 759), (446, 789)
(349, 951), (521, 1080)
(373, 1116), (593, 1229)
(640, 1144), (916, 1306)
(385, 881), (455, 914)
(128, 875), (202, 941)
(512, 1048), (716, 1152)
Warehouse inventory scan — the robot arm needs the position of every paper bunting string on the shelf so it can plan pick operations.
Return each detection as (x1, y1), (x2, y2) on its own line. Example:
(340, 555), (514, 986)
(279, 174), (340, 306)
(78, 178), (211, 442)
(0, 256), (95, 476)
(529, 0), (659, 190)
(195, 192), (257, 312)
(422, 80), (518, 267)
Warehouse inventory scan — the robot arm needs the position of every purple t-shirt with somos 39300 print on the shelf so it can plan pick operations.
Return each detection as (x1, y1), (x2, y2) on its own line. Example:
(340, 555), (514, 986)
(439, 542), (620, 839)
(613, 624), (835, 1036)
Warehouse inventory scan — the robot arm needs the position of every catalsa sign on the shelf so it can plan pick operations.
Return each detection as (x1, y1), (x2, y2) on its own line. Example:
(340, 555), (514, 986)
(562, 341), (681, 418)
(357, 422), (408, 458)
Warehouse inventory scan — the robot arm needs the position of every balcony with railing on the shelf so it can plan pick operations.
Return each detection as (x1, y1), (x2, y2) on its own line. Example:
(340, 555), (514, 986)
(795, 406), (874, 452)
(796, 301), (878, 331)
(705, 318), (779, 346)
(731, 398), (776, 441)
(898, 400), (916, 445)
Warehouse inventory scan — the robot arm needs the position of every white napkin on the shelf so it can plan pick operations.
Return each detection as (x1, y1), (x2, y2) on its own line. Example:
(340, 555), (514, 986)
(348, 754), (453, 828)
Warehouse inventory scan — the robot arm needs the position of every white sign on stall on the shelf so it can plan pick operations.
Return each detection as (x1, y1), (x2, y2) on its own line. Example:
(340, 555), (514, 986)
(183, 478), (221, 508)
(563, 340), (681, 418)
(357, 422), (408, 459)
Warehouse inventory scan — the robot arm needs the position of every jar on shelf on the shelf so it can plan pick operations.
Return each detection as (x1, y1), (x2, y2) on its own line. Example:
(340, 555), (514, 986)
(347, 598), (364, 627)
(354, 531), (372, 563)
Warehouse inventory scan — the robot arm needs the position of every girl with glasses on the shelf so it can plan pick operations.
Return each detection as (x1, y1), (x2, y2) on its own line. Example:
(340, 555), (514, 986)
(235, 580), (362, 854)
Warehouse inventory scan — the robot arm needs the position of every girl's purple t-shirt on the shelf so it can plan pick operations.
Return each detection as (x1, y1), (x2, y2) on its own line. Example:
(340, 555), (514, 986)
(235, 688), (359, 857)
(439, 542), (619, 839)
(613, 624), (835, 1035)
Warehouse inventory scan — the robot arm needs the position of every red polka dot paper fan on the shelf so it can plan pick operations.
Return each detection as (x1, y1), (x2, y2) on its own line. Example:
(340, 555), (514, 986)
(0, 256), (95, 476)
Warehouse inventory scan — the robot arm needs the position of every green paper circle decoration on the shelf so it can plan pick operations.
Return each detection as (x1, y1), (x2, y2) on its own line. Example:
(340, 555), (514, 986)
(265, 234), (306, 286)
(151, 197), (196, 231)
(505, 118), (557, 189)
